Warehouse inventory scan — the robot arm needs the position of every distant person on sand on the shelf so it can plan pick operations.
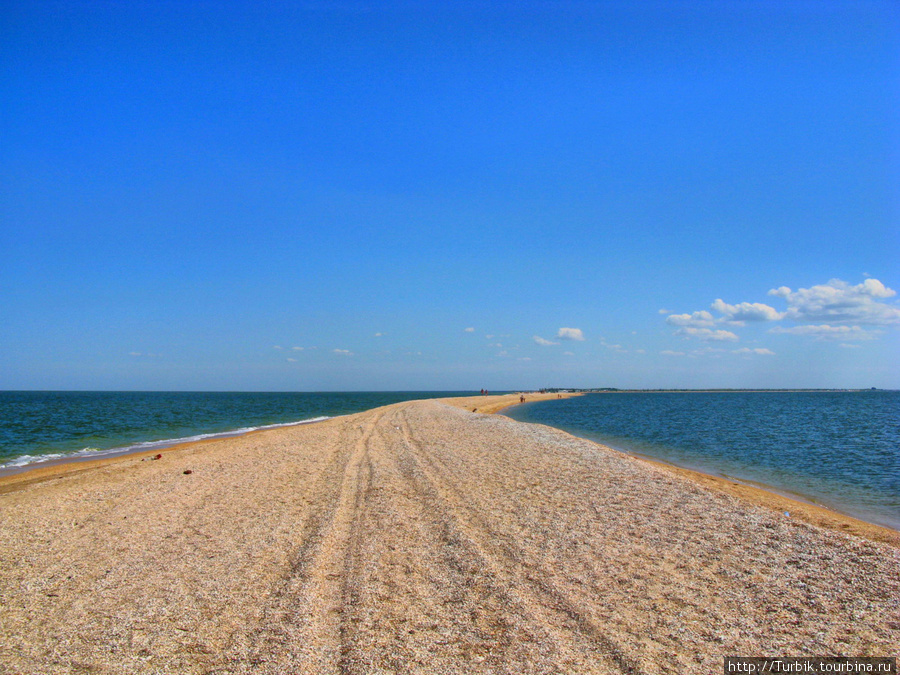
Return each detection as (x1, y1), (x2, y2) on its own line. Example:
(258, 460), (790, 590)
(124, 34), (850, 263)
(520, 394), (525, 403)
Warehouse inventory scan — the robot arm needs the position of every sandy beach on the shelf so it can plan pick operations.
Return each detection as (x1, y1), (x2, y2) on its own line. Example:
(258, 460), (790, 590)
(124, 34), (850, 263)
(1, 394), (897, 673)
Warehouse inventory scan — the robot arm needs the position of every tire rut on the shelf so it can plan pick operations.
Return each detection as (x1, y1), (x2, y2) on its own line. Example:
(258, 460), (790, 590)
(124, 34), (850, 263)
(390, 406), (641, 674)
(236, 409), (383, 673)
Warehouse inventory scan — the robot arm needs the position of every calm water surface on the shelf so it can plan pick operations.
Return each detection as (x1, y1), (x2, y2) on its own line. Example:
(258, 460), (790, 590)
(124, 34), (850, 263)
(505, 391), (900, 530)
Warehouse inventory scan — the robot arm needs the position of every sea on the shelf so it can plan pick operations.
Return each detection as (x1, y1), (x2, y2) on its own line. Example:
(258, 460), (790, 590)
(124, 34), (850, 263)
(2, 390), (898, 532)
(504, 390), (900, 531)
(0, 391), (472, 475)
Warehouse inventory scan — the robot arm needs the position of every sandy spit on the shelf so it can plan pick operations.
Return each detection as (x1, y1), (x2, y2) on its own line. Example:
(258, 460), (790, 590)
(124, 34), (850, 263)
(1, 396), (897, 674)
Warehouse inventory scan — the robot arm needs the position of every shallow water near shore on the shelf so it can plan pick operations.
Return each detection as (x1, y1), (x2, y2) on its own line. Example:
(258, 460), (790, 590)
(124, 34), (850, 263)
(504, 391), (900, 531)
(0, 391), (474, 472)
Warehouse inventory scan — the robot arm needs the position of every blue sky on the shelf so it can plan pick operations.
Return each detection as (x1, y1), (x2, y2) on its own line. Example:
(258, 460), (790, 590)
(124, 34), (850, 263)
(2, 0), (898, 391)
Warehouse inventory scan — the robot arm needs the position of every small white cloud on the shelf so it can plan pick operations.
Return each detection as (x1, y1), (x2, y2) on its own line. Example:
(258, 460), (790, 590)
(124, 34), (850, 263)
(635, 349), (646, 354)
(374, 332), (384, 337)
(711, 299), (784, 323)
(676, 327), (739, 342)
(533, 336), (558, 346)
(665, 311), (716, 328)
(287, 357), (297, 362)
(273, 345), (283, 350)
(486, 334), (495, 339)
(557, 327), (585, 341)
(563, 351), (574, 356)
(464, 327), (475, 332)
(732, 347), (775, 356)
(129, 351), (142, 356)
(497, 350), (509, 357)
(333, 349), (353, 355)
(658, 309), (671, 315)
(839, 343), (861, 349)
(292, 346), (304, 351)
(661, 350), (686, 356)
(518, 357), (532, 361)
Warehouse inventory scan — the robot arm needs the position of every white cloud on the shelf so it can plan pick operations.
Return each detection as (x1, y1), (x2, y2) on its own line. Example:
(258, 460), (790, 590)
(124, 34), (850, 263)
(287, 357), (297, 362)
(292, 346), (304, 351)
(839, 343), (861, 349)
(732, 347), (775, 356)
(333, 349), (353, 355)
(768, 278), (899, 325)
(273, 345), (283, 350)
(661, 350), (686, 356)
(666, 278), (897, 351)
(518, 357), (532, 361)
(563, 351), (574, 356)
(768, 325), (876, 341)
(129, 351), (142, 356)
(676, 327), (739, 342)
(665, 311), (716, 328)
(658, 309), (671, 315)
(557, 327), (585, 341)
(711, 299), (784, 323)
(533, 336), (558, 346)
(692, 346), (728, 356)
(464, 327), (475, 332)
(374, 332), (384, 337)
(600, 339), (625, 351)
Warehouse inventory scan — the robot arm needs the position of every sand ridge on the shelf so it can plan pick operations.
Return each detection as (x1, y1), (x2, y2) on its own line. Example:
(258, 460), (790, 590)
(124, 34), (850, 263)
(1, 397), (898, 673)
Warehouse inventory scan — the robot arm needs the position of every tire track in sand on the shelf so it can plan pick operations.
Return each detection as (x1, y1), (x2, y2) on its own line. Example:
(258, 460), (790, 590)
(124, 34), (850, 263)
(390, 405), (640, 674)
(240, 408), (382, 673)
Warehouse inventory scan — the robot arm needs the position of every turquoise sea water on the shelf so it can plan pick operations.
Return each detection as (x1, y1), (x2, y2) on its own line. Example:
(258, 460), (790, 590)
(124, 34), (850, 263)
(505, 391), (900, 530)
(0, 391), (472, 473)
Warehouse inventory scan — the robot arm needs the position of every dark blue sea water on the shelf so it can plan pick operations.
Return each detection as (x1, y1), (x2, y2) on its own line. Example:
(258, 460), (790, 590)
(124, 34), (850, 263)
(505, 391), (900, 530)
(0, 391), (472, 473)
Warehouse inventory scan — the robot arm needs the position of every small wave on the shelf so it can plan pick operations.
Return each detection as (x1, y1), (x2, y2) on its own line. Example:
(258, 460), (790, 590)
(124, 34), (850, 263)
(0, 416), (333, 472)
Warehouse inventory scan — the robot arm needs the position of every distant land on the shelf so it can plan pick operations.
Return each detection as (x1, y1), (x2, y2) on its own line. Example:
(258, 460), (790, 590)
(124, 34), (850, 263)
(536, 387), (888, 393)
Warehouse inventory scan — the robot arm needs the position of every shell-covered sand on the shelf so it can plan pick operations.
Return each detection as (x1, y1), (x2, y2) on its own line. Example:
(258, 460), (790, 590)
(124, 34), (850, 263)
(1, 396), (898, 674)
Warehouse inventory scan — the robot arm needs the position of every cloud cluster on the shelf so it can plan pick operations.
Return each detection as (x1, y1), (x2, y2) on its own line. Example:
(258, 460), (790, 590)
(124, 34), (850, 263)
(768, 325), (876, 340)
(665, 277), (897, 345)
(769, 279), (899, 325)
